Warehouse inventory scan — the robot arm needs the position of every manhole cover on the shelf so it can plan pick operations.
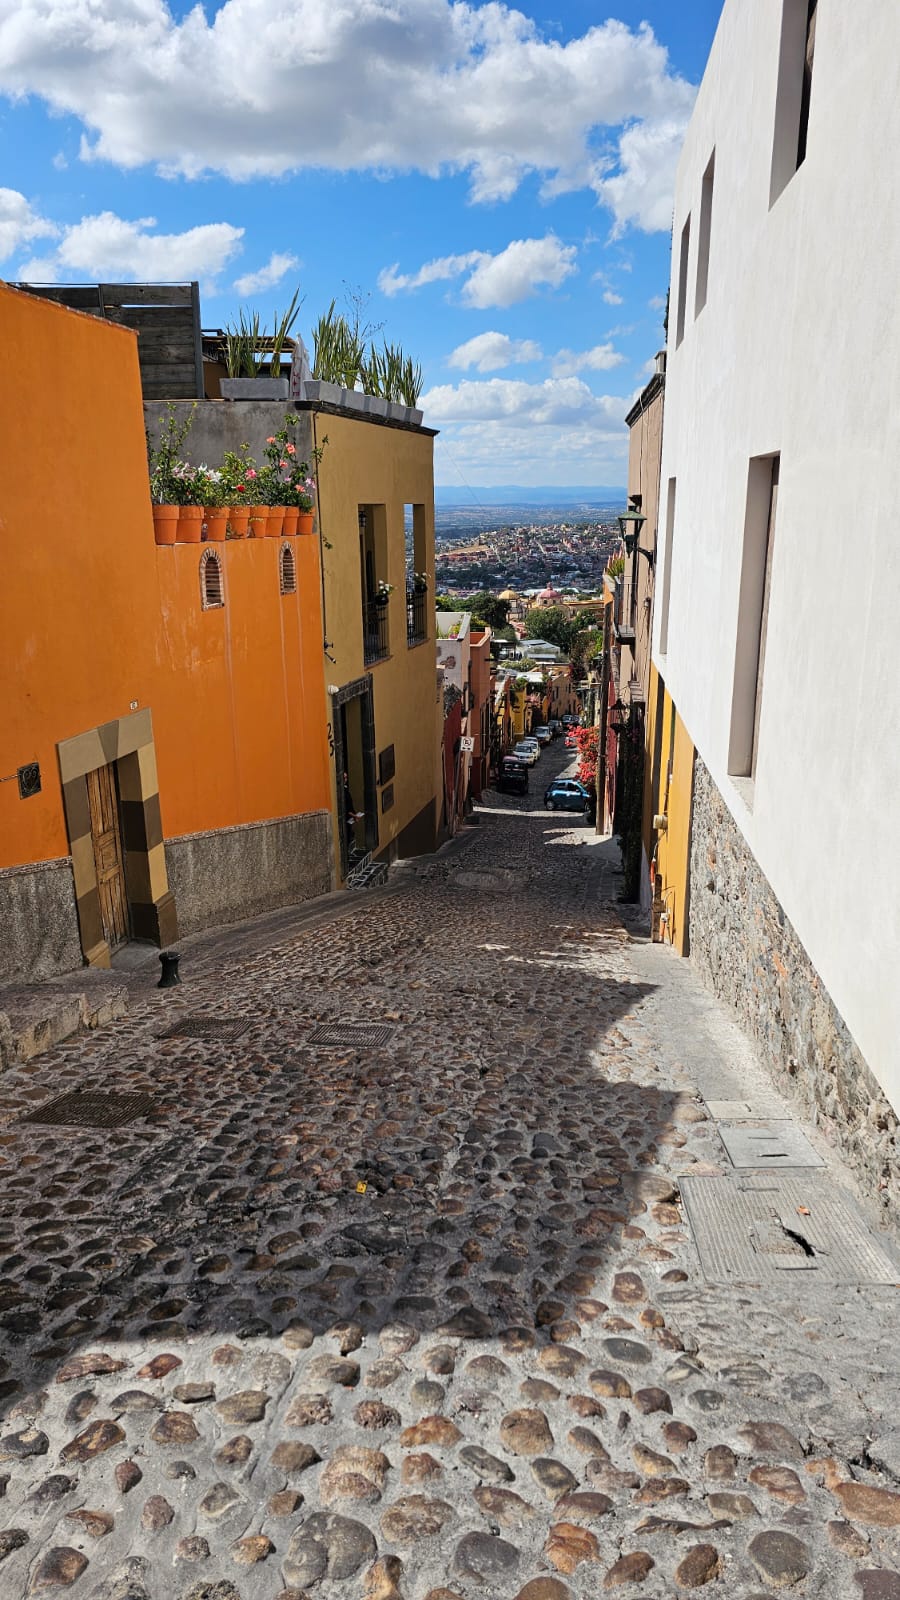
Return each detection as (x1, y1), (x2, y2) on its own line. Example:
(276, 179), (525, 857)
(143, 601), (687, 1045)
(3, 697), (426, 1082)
(158, 1018), (251, 1042)
(717, 1119), (823, 1169)
(307, 1022), (396, 1049)
(681, 1174), (900, 1285)
(21, 1090), (155, 1129)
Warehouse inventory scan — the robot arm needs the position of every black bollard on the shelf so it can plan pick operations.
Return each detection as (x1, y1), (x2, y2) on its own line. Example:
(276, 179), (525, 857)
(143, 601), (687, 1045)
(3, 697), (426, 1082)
(158, 950), (181, 988)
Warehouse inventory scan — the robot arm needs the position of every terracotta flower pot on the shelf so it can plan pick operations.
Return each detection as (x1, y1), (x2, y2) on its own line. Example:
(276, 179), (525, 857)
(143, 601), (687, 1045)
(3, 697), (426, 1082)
(203, 507), (228, 542)
(226, 506), (250, 539)
(282, 507), (299, 537)
(247, 504), (268, 538)
(266, 506), (285, 539)
(152, 505), (179, 546)
(177, 505), (204, 543)
(297, 510), (315, 536)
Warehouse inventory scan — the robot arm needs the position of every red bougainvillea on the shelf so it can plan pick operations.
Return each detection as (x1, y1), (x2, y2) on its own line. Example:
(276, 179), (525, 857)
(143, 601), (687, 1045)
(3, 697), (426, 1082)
(573, 725), (599, 793)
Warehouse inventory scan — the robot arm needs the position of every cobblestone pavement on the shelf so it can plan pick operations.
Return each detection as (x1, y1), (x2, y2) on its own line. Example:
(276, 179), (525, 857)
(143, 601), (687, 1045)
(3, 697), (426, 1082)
(1, 743), (899, 1600)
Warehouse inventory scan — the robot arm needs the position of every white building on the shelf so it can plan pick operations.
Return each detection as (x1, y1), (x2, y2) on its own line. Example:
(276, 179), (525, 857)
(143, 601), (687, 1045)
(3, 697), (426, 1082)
(654, 0), (900, 1208)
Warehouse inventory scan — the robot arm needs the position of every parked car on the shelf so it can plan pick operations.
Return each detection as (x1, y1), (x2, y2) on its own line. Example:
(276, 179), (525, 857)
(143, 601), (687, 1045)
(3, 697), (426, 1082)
(548, 720), (562, 737)
(519, 737), (542, 761)
(513, 740), (540, 766)
(562, 713), (578, 726)
(564, 731), (578, 748)
(544, 778), (591, 813)
(533, 726), (552, 745)
(497, 756), (529, 795)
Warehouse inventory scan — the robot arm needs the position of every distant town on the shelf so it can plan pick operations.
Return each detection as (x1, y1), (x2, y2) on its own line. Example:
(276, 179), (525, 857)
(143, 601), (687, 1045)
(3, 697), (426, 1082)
(433, 505), (625, 595)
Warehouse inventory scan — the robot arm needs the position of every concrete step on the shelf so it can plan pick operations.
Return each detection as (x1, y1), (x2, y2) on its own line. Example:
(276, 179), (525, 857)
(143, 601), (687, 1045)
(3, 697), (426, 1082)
(0, 974), (128, 1070)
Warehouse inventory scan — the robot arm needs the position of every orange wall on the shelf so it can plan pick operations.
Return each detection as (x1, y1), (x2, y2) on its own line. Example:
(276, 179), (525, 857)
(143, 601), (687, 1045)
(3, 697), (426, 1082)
(0, 284), (330, 871)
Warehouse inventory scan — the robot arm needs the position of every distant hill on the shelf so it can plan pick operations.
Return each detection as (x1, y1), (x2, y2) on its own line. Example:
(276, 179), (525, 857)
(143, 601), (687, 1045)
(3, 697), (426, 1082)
(434, 485), (626, 507)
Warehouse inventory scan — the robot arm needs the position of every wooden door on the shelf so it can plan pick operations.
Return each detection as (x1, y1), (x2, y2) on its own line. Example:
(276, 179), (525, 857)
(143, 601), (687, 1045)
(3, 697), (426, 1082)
(87, 764), (129, 951)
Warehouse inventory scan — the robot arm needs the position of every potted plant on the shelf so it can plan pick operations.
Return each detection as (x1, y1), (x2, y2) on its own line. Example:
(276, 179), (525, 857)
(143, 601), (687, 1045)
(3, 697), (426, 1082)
(197, 466), (228, 541)
(413, 570), (429, 594)
(169, 462), (205, 542)
(147, 403), (196, 544)
(220, 290), (302, 400)
(221, 447), (254, 537)
(375, 580), (393, 607)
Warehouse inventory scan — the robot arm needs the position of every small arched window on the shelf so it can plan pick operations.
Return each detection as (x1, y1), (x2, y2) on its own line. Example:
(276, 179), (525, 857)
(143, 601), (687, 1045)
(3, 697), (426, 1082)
(280, 542), (297, 596)
(200, 548), (224, 610)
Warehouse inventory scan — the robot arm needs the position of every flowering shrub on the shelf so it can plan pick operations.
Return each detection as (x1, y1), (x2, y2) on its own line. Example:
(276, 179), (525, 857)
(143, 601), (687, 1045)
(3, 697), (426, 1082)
(147, 401), (197, 503)
(573, 724), (599, 793)
(376, 580), (394, 602)
(413, 571), (429, 592)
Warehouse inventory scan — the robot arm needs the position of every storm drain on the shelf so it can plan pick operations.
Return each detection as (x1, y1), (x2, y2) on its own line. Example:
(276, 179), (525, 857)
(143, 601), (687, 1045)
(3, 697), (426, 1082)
(158, 1017), (251, 1042)
(307, 1022), (396, 1049)
(20, 1090), (155, 1129)
(717, 1119), (823, 1169)
(681, 1173), (899, 1285)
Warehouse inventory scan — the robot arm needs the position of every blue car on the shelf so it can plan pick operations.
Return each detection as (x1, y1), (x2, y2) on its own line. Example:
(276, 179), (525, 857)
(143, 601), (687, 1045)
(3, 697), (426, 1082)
(544, 778), (591, 813)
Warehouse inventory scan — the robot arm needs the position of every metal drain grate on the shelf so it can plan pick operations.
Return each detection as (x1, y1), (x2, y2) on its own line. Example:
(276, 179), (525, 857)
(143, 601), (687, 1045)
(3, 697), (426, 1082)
(717, 1119), (823, 1169)
(158, 1017), (251, 1042)
(307, 1022), (396, 1049)
(681, 1173), (900, 1285)
(21, 1090), (155, 1129)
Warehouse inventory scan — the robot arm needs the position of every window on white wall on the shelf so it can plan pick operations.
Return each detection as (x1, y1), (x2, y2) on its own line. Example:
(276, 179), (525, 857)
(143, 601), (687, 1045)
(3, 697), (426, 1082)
(728, 455), (780, 786)
(675, 217), (691, 347)
(694, 152), (715, 317)
(658, 478), (677, 655)
(770, 0), (817, 205)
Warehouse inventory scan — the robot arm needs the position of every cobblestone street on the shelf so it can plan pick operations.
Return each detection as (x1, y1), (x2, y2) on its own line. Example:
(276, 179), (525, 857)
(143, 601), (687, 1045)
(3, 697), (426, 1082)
(1, 745), (898, 1600)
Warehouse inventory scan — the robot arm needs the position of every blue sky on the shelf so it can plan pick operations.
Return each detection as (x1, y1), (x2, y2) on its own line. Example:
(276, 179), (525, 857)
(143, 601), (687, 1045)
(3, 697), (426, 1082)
(0, 0), (723, 486)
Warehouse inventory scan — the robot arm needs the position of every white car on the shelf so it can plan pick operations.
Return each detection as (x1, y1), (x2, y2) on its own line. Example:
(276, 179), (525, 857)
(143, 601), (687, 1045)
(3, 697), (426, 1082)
(513, 740), (540, 766)
(519, 736), (541, 759)
(533, 726), (552, 745)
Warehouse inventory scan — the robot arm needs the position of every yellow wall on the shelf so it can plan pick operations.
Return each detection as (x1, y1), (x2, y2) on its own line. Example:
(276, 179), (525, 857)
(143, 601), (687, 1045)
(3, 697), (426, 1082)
(646, 663), (694, 955)
(312, 411), (438, 872)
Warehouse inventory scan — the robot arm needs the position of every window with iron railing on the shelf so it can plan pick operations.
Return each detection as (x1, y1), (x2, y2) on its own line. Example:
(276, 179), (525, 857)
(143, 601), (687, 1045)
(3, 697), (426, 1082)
(406, 588), (427, 646)
(363, 600), (389, 664)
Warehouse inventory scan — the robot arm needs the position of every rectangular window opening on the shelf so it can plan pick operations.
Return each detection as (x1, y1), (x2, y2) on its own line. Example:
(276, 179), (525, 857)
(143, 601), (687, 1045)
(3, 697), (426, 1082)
(675, 216), (691, 347)
(405, 502), (428, 647)
(658, 478), (677, 655)
(728, 455), (779, 783)
(770, 0), (817, 206)
(695, 152), (715, 317)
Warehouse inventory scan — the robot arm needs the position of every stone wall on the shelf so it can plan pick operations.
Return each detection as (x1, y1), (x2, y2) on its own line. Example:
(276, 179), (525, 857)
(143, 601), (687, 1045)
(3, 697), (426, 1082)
(688, 755), (899, 1215)
(0, 858), (83, 982)
(164, 810), (333, 937)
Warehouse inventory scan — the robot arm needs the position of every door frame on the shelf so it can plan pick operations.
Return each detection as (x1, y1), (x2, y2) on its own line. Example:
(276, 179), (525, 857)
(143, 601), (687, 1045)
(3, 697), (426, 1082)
(58, 708), (178, 969)
(330, 675), (378, 880)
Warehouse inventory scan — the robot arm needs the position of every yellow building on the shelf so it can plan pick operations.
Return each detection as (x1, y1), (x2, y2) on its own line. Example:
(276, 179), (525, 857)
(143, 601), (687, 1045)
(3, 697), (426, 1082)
(310, 406), (440, 881)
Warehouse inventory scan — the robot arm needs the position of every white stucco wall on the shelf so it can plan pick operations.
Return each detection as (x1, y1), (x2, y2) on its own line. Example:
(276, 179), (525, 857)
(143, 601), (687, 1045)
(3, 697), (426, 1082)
(655, 0), (900, 1112)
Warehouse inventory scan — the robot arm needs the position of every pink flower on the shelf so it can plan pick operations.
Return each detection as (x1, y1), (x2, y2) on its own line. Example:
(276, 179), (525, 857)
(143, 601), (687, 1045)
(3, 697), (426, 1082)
(280, 458), (289, 468)
(266, 436), (276, 444)
(246, 468), (257, 480)
(285, 443), (296, 455)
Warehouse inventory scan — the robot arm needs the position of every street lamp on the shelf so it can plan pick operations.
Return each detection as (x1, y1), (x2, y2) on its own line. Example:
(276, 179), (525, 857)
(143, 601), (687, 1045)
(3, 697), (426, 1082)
(618, 495), (653, 566)
(608, 699), (629, 732)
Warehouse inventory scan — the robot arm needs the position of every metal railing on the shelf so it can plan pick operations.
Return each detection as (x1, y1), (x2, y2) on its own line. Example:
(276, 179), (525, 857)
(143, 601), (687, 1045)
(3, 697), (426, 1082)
(363, 600), (389, 664)
(406, 587), (427, 646)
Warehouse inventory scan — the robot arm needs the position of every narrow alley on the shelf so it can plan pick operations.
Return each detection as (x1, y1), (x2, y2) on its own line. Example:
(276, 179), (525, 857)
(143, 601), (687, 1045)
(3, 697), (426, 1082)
(0, 743), (898, 1600)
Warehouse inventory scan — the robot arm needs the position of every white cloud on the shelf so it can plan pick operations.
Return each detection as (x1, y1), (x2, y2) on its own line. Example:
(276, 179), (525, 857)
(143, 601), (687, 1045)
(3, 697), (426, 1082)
(16, 210), (244, 283)
(379, 252), (484, 296)
(448, 331), (542, 372)
(0, 2), (694, 229)
(421, 374), (628, 430)
(551, 343), (625, 378)
(0, 188), (56, 262)
(381, 234), (576, 310)
(233, 251), (299, 295)
(427, 377), (631, 483)
(649, 294), (667, 310)
(603, 289), (623, 305)
(592, 117), (684, 234)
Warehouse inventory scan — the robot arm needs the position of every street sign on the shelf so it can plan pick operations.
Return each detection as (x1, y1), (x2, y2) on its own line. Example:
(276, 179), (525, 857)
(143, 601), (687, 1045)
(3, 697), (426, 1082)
(460, 736), (475, 752)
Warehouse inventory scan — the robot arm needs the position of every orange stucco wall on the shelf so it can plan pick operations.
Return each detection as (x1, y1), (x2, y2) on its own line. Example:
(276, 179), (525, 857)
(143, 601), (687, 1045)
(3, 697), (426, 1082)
(0, 283), (330, 872)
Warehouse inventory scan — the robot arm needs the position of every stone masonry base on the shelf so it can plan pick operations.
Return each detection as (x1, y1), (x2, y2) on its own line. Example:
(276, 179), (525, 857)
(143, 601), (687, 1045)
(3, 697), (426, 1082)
(164, 809), (334, 937)
(688, 754), (899, 1216)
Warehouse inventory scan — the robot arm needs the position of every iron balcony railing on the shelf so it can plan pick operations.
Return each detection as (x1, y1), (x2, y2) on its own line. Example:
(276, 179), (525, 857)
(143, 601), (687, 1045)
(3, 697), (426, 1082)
(406, 587), (427, 646)
(363, 600), (389, 664)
